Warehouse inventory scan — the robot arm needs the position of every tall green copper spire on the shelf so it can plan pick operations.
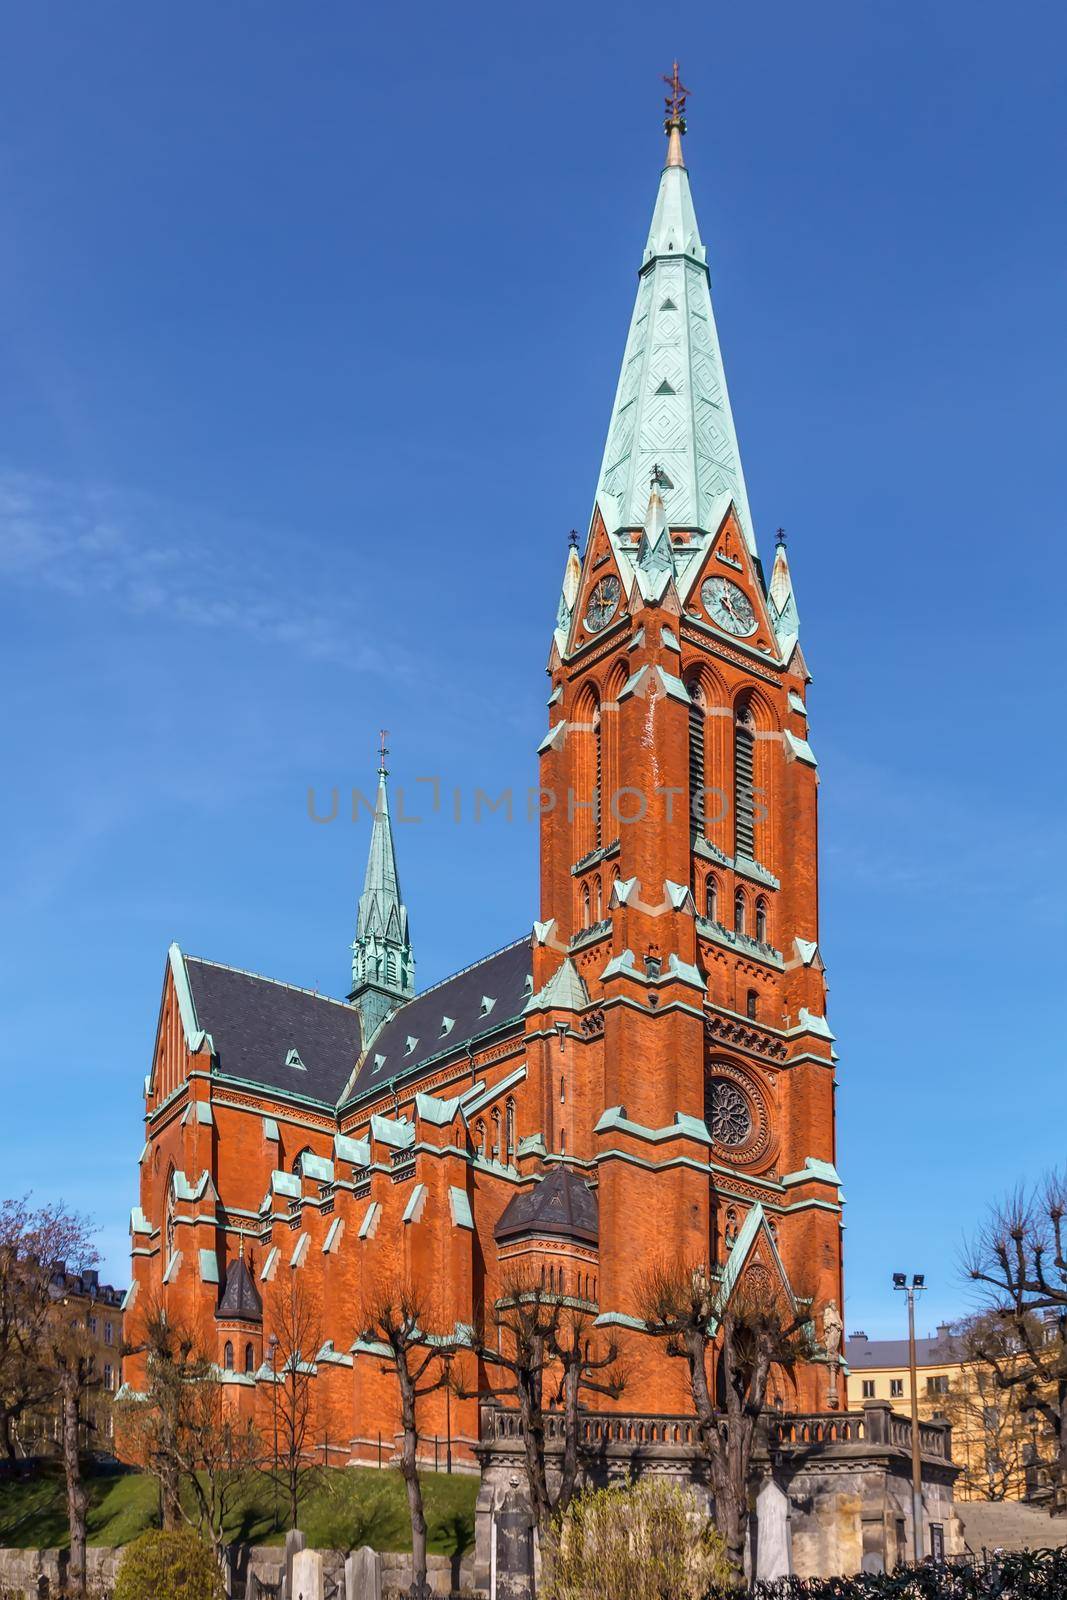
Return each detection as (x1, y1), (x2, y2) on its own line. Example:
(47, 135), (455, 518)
(349, 732), (415, 1039)
(595, 67), (757, 554)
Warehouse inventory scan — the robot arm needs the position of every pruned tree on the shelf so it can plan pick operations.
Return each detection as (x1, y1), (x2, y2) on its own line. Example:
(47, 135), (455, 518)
(637, 1260), (812, 1580)
(965, 1174), (1067, 1513)
(265, 1275), (322, 1532)
(361, 1273), (456, 1600)
(117, 1299), (262, 1563)
(462, 1274), (625, 1537)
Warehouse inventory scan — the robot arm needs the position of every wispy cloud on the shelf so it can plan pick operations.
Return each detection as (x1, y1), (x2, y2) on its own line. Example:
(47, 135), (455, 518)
(0, 467), (387, 670)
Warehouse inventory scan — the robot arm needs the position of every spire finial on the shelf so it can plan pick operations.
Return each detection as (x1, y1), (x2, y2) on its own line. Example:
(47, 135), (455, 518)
(377, 728), (389, 777)
(568, 529), (579, 550)
(663, 60), (689, 168)
(776, 526), (787, 548)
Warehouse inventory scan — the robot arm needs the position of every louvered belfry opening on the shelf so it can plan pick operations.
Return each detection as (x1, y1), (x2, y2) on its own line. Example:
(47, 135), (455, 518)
(688, 682), (705, 843)
(734, 699), (756, 859)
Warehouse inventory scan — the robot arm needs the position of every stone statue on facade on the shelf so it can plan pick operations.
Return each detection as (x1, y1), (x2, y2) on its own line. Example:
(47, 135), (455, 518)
(822, 1299), (843, 1408)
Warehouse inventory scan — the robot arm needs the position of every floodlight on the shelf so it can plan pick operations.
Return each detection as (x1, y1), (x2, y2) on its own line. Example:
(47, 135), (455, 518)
(892, 1272), (906, 1288)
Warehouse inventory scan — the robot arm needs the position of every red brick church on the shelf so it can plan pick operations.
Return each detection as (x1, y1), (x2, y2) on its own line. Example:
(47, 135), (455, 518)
(125, 91), (845, 1473)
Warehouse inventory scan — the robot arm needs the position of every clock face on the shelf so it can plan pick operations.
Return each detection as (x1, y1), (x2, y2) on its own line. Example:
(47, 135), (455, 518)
(585, 575), (622, 633)
(701, 577), (757, 637)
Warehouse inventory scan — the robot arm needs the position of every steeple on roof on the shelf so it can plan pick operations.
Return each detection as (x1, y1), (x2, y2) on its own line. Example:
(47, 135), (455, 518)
(769, 529), (801, 660)
(349, 734), (415, 1037)
(595, 72), (757, 554)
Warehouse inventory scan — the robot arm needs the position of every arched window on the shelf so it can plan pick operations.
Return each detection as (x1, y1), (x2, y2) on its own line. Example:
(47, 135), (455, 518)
(755, 897), (768, 944)
(705, 876), (718, 923)
(244, 1343), (255, 1374)
(593, 705), (603, 847)
(291, 1147), (312, 1176)
(688, 680), (706, 842)
(734, 700), (756, 858)
(491, 1106), (501, 1162)
(594, 876), (603, 921)
(573, 686), (601, 859)
(474, 1120), (486, 1159)
(505, 1099), (516, 1162)
(734, 889), (746, 935)
(223, 1341), (234, 1372)
(164, 1182), (176, 1270)
(581, 883), (591, 929)
(746, 988), (758, 1020)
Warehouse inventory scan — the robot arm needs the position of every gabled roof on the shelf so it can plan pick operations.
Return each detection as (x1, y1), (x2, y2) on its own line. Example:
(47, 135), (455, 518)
(215, 1255), (263, 1323)
(183, 955), (363, 1107)
(494, 1166), (599, 1247)
(340, 936), (532, 1109)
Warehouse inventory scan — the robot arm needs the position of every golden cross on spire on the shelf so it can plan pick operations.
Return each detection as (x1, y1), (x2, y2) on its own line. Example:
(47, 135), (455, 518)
(378, 728), (390, 775)
(663, 59), (689, 129)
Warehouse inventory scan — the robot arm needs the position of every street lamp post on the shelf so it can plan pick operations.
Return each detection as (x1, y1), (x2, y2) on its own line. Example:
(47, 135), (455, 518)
(893, 1272), (926, 1564)
(268, 1333), (279, 1534)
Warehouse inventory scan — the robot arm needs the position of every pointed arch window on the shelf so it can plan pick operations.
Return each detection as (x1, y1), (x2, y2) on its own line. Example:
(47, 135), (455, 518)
(581, 883), (591, 930)
(244, 1342), (255, 1374)
(705, 876), (718, 923)
(755, 897), (768, 945)
(688, 680), (706, 843)
(505, 1098), (516, 1162)
(594, 704), (602, 847)
(292, 1147), (313, 1177)
(734, 889), (747, 935)
(594, 877), (603, 921)
(164, 1184), (176, 1271)
(223, 1341), (234, 1372)
(491, 1106), (502, 1162)
(734, 700), (756, 858)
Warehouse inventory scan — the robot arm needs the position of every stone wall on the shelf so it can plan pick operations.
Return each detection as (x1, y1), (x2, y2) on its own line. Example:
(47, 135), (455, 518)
(475, 1399), (964, 1585)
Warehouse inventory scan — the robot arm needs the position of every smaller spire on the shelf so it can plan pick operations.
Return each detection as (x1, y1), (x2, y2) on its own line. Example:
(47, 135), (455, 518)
(634, 468), (677, 601)
(553, 532), (584, 656)
(769, 537), (801, 660)
(663, 59), (689, 168)
(350, 743), (415, 1037)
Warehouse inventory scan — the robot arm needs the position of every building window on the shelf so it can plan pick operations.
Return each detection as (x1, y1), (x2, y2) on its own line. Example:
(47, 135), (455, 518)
(746, 989), (758, 1020)
(755, 897), (768, 944)
(291, 1146), (313, 1176)
(245, 1343), (255, 1374)
(104, 1321), (113, 1346)
(688, 682), (706, 842)
(223, 1342), (234, 1372)
(581, 883), (590, 929)
(890, 1378), (904, 1399)
(734, 888), (746, 935)
(862, 1380), (876, 1399)
(505, 1098), (516, 1162)
(103, 1364), (113, 1392)
(705, 876), (718, 922)
(927, 1375), (950, 1396)
(734, 701), (756, 857)
(595, 876), (603, 921)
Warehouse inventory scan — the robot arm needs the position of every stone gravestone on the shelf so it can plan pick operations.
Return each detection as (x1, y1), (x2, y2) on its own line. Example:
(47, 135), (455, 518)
(345, 1546), (382, 1600)
(755, 1476), (792, 1581)
(494, 1481), (535, 1600)
(285, 1529), (307, 1598)
(291, 1548), (325, 1600)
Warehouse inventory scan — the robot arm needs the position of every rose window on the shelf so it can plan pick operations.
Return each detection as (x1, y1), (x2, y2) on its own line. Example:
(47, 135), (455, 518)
(707, 1078), (753, 1147)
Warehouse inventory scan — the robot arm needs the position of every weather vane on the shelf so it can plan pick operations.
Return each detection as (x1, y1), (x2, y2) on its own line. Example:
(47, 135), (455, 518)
(378, 728), (389, 774)
(663, 59), (689, 131)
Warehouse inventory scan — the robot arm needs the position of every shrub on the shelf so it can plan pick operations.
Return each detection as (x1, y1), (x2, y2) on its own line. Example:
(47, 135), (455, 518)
(113, 1528), (224, 1600)
(546, 1477), (734, 1600)
(702, 1545), (1067, 1598)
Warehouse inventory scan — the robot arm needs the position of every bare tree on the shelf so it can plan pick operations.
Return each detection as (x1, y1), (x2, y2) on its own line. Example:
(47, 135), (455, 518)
(361, 1274), (455, 1600)
(638, 1261), (811, 1580)
(42, 1271), (103, 1600)
(0, 1196), (98, 1462)
(921, 1316), (1031, 1502)
(266, 1275), (322, 1532)
(117, 1300), (262, 1564)
(463, 1275), (624, 1537)
(966, 1175), (1067, 1512)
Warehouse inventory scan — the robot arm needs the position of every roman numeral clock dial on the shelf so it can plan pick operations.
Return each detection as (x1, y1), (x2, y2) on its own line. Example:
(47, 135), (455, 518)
(701, 576), (757, 637)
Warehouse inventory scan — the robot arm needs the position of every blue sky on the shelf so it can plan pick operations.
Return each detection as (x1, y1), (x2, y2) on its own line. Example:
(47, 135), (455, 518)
(1, 1), (1064, 1339)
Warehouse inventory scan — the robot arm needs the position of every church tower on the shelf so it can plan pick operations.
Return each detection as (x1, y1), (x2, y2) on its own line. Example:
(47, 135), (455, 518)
(528, 73), (842, 1405)
(349, 739), (415, 1040)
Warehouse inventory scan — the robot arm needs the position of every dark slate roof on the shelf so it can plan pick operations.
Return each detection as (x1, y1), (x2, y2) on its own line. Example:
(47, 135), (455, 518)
(846, 1327), (959, 1370)
(495, 1167), (599, 1246)
(185, 957), (363, 1106)
(340, 937), (532, 1107)
(215, 1256), (263, 1322)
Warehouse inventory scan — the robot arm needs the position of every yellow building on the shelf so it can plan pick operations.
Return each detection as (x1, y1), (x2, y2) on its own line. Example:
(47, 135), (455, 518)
(846, 1325), (1051, 1504)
